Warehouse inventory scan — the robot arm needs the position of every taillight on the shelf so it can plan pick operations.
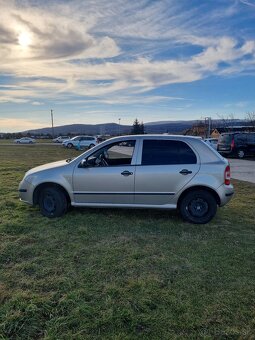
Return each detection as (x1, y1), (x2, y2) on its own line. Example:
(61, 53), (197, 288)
(224, 165), (231, 185)
(230, 138), (235, 150)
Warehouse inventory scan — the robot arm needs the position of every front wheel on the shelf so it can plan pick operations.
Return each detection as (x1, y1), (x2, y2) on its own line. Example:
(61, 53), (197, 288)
(89, 144), (95, 149)
(67, 143), (73, 149)
(179, 190), (217, 224)
(39, 187), (68, 218)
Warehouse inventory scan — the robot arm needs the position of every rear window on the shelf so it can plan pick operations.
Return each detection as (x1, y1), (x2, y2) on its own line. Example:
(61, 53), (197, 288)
(219, 134), (232, 144)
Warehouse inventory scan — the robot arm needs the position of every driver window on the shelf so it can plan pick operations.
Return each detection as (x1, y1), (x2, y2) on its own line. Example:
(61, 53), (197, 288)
(88, 140), (136, 167)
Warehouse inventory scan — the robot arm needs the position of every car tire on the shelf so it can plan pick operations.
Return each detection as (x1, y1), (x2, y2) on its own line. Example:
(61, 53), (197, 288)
(38, 187), (68, 218)
(89, 144), (95, 149)
(179, 190), (217, 224)
(237, 149), (245, 159)
(67, 143), (73, 149)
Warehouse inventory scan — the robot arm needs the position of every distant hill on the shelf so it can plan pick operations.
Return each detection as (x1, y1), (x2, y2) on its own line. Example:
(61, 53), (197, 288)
(24, 121), (197, 135)
(144, 121), (198, 133)
(23, 119), (248, 136)
(25, 123), (131, 136)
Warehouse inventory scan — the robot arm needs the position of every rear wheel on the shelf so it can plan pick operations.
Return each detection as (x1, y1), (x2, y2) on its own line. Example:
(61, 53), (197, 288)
(179, 190), (217, 224)
(39, 187), (68, 218)
(89, 143), (95, 149)
(237, 149), (245, 159)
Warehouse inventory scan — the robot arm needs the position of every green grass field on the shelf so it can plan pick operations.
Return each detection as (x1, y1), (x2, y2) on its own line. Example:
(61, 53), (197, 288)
(0, 145), (254, 339)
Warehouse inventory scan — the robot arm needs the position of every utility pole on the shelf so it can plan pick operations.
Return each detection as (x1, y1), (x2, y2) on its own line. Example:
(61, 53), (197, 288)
(205, 117), (211, 138)
(118, 118), (121, 135)
(51, 109), (54, 138)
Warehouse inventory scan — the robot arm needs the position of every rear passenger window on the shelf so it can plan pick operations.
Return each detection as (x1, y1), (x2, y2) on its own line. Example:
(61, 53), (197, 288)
(247, 134), (255, 143)
(235, 134), (247, 143)
(142, 140), (197, 165)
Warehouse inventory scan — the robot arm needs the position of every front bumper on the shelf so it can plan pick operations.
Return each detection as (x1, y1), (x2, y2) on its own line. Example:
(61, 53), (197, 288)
(18, 179), (35, 205)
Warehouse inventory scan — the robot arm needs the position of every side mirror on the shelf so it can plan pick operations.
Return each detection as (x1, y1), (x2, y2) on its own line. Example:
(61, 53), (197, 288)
(79, 159), (88, 168)
(79, 157), (96, 168)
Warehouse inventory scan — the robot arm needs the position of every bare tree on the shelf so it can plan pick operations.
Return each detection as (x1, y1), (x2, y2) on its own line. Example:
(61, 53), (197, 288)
(246, 112), (255, 129)
(216, 113), (235, 129)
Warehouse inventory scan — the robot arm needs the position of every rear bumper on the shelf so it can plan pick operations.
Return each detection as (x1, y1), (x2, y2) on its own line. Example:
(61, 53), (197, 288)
(217, 149), (233, 156)
(216, 183), (234, 207)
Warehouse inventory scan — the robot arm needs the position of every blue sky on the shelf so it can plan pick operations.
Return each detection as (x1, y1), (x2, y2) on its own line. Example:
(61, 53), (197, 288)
(0, 0), (255, 132)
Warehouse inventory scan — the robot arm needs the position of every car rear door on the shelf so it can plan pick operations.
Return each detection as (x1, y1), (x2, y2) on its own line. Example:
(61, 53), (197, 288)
(246, 133), (255, 155)
(134, 139), (200, 205)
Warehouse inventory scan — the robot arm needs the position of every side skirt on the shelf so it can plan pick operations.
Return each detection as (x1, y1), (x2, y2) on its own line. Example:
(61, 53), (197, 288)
(71, 202), (177, 209)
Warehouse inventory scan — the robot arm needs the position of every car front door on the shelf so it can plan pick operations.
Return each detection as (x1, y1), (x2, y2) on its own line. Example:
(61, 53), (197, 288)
(134, 139), (200, 205)
(72, 140), (137, 205)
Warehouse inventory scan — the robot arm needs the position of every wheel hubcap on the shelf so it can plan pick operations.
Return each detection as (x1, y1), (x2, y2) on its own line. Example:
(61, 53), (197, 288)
(189, 198), (208, 217)
(43, 193), (56, 213)
(238, 150), (244, 158)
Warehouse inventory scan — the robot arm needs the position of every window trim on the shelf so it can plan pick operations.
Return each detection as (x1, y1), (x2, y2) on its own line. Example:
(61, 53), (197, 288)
(138, 139), (198, 166)
(82, 139), (139, 168)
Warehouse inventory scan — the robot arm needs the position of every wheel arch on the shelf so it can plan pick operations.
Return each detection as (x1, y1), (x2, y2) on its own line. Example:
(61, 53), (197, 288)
(33, 182), (71, 205)
(177, 185), (221, 208)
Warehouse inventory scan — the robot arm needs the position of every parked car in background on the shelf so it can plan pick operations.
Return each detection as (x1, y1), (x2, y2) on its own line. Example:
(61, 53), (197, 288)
(53, 136), (70, 143)
(204, 138), (218, 150)
(62, 136), (97, 149)
(217, 132), (255, 158)
(19, 135), (234, 224)
(14, 137), (36, 144)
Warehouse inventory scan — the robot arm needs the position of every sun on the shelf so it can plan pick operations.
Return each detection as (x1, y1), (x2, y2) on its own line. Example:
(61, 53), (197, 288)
(18, 32), (32, 48)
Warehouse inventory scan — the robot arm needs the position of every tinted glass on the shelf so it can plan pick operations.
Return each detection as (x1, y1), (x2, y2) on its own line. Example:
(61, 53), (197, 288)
(142, 140), (197, 165)
(81, 137), (94, 141)
(235, 134), (247, 143)
(247, 133), (255, 143)
(219, 134), (232, 144)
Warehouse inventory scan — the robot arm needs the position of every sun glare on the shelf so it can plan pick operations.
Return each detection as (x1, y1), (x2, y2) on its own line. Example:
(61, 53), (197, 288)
(18, 32), (31, 47)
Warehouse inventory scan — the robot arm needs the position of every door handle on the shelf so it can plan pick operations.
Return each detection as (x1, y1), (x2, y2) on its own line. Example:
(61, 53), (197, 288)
(121, 170), (133, 176)
(179, 169), (192, 175)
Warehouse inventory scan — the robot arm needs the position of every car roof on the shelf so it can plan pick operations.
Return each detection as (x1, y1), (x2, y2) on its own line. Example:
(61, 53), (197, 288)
(107, 134), (203, 141)
(221, 132), (255, 135)
(73, 135), (96, 138)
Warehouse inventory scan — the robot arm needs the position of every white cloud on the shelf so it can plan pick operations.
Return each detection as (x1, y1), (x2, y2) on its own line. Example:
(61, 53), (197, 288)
(239, 0), (255, 8)
(0, 117), (45, 131)
(0, 0), (254, 107)
(32, 101), (43, 105)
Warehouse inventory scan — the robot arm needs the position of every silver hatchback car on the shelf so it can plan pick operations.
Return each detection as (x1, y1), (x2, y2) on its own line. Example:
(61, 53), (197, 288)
(19, 135), (234, 224)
